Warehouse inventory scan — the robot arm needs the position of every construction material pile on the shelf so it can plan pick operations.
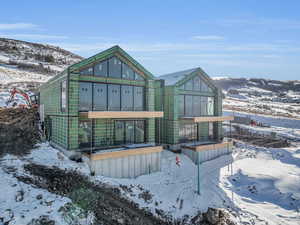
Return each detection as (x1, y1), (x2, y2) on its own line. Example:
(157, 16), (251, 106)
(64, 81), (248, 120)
(0, 107), (40, 157)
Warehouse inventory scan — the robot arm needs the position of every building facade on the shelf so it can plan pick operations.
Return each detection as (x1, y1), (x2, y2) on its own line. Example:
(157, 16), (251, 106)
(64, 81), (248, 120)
(40, 46), (164, 178)
(40, 46), (233, 177)
(156, 68), (233, 163)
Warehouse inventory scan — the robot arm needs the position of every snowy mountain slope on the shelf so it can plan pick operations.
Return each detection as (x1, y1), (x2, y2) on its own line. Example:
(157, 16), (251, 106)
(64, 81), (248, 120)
(0, 37), (83, 74)
(213, 77), (300, 119)
(0, 37), (83, 92)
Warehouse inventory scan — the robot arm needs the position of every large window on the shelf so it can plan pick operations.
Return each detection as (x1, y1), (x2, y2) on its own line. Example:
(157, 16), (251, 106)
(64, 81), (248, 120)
(207, 97), (214, 116)
(179, 122), (198, 143)
(133, 86), (144, 111)
(79, 82), (145, 112)
(178, 95), (184, 116)
(122, 63), (134, 80)
(184, 95), (193, 116)
(94, 60), (108, 77)
(108, 84), (121, 110)
(79, 57), (145, 81)
(79, 82), (92, 111)
(200, 97), (208, 116)
(80, 67), (93, 75)
(182, 76), (213, 92)
(114, 120), (145, 145)
(61, 80), (67, 112)
(108, 57), (122, 78)
(179, 94), (214, 116)
(78, 120), (92, 148)
(121, 85), (133, 110)
(93, 83), (107, 110)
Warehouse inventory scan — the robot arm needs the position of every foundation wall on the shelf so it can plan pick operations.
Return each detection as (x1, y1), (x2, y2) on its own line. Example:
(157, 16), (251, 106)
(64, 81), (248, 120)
(85, 151), (161, 178)
(182, 146), (232, 164)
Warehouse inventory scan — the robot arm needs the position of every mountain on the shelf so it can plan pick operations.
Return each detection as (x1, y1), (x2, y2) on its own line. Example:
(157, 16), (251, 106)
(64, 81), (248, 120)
(0, 37), (83, 90)
(213, 77), (300, 119)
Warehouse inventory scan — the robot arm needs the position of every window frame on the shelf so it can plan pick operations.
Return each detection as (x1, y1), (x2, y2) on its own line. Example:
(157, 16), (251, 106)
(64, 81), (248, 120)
(61, 80), (67, 112)
(78, 81), (146, 112)
(114, 120), (146, 145)
(178, 122), (198, 143)
(179, 94), (214, 117)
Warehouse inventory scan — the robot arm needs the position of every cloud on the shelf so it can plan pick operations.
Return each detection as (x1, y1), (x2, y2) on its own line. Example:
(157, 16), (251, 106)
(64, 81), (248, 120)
(192, 35), (224, 40)
(54, 41), (300, 54)
(1, 34), (69, 40)
(0, 23), (38, 30)
(201, 18), (300, 30)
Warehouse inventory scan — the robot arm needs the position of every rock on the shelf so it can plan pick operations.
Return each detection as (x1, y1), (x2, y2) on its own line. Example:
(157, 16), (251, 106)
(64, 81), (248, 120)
(15, 190), (24, 202)
(69, 153), (82, 162)
(205, 208), (220, 224)
(27, 215), (55, 225)
(1, 209), (14, 224)
(36, 194), (43, 200)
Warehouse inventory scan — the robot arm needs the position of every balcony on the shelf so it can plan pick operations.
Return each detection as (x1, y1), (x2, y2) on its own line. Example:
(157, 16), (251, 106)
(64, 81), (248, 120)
(80, 111), (164, 119)
(181, 140), (233, 164)
(181, 116), (234, 123)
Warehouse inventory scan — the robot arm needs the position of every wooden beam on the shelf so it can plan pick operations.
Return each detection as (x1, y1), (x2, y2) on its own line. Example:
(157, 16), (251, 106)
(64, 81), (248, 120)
(86, 146), (163, 160)
(84, 111), (164, 119)
(182, 116), (234, 123)
(183, 141), (233, 152)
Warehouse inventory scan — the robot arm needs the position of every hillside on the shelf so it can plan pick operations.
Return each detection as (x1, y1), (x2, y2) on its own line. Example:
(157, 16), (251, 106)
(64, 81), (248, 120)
(213, 77), (300, 119)
(0, 37), (83, 89)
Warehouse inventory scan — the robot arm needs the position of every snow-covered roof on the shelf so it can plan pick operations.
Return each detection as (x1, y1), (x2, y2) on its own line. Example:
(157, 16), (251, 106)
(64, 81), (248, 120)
(157, 67), (199, 85)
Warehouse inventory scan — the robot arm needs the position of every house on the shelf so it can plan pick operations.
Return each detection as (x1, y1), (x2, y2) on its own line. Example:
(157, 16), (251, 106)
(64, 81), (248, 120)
(39, 46), (164, 178)
(156, 68), (233, 164)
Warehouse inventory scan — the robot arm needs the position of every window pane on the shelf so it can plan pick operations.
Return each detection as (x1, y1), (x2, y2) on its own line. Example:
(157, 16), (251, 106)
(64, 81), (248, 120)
(201, 80), (211, 92)
(178, 95), (184, 116)
(179, 122), (197, 142)
(135, 72), (144, 81)
(78, 120), (92, 148)
(193, 95), (201, 116)
(201, 96), (208, 115)
(193, 76), (201, 91)
(184, 95), (193, 116)
(61, 80), (67, 112)
(125, 121), (135, 144)
(209, 122), (214, 139)
(108, 57), (122, 78)
(93, 83), (107, 111)
(79, 82), (92, 111)
(121, 85), (133, 110)
(80, 67), (93, 75)
(184, 79), (193, 91)
(122, 63), (134, 80)
(108, 84), (120, 110)
(115, 121), (124, 145)
(135, 121), (145, 143)
(207, 97), (214, 115)
(94, 60), (108, 77)
(134, 86), (144, 111)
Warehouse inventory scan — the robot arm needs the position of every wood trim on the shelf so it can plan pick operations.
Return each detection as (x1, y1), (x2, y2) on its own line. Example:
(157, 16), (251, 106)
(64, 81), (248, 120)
(81, 111), (164, 119)
(183, 141), (233, 152)
(86, 146), (163, 160)
(182, 116), (234, 123)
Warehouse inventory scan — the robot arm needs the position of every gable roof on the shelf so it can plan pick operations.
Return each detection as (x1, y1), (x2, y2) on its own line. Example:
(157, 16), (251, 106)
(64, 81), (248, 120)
(157, 68), (199, 85)
(69, 45), (155, 79)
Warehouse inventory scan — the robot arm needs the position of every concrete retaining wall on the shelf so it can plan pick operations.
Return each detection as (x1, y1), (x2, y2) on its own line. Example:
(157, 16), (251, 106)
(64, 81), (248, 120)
(85, 151), (161, 178)
(182, 147), (232, 164)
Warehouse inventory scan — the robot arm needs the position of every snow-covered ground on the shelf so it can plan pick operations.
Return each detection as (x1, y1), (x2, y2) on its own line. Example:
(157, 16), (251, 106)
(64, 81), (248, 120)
(0, 143), (90, 225)
(0, 65), (51, 85)
(1, 116), (300, 224)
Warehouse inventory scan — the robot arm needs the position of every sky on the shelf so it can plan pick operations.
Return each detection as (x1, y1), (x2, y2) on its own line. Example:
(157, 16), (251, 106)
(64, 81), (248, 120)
(0, 0), (300, 80)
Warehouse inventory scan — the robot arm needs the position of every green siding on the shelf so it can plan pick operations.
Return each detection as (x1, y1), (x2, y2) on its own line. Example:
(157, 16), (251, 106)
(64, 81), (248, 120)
(40, 47), (157, 151)
(155, 70), (223, 145)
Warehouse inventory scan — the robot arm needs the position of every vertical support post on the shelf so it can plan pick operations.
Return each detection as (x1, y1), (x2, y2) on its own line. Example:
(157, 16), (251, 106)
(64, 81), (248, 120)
(197, 152), (201, 195)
